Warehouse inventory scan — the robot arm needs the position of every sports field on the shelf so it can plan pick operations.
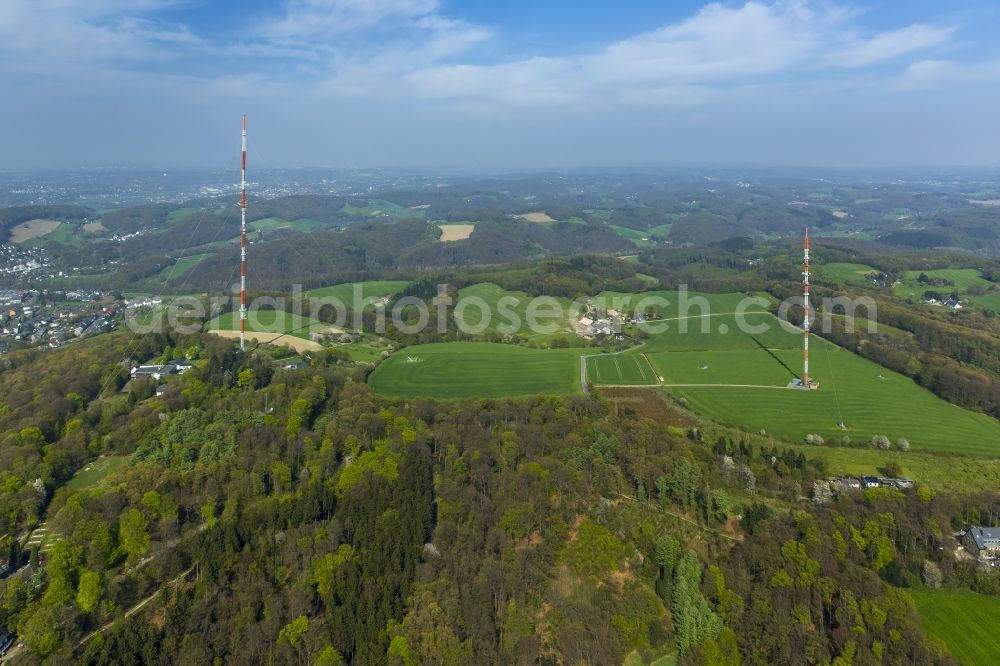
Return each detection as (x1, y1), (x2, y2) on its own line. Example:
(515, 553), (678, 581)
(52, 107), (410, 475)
(586, 353), (658, 385)
(909, 589), (1000, 666)
(369, 342), (582, 398)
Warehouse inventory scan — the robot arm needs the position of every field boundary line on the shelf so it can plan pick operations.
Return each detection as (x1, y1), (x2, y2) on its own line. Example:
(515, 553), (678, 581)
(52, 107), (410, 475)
(663, 383), (790, 389)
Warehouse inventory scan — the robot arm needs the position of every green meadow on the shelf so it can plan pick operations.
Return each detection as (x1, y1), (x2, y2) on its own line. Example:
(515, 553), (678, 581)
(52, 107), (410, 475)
(307, 280), (410, 305)
(909, 589), (1000, 666)
(454, 282), (579, 343)
(785, 443), (1000, 494)
(251, 217), (323, 233)
(369, 342), (582, 399)
(340, 199), (421, 219)
(609, 225), (654, 247)
(66, 455), (128, 491)
(156, 253), (214, 283)
(819, 262), (877, 285)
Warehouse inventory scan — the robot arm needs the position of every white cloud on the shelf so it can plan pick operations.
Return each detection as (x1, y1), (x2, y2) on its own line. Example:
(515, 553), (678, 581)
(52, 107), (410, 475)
(834, 24), (954, 67)
(261, 0), (439, 39)
(400, 1), (954, 107)
(895, 58), (1000, 91)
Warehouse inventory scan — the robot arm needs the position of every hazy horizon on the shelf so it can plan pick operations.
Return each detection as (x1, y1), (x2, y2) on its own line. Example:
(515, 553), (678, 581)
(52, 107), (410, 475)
(3, 0), (1000, 170)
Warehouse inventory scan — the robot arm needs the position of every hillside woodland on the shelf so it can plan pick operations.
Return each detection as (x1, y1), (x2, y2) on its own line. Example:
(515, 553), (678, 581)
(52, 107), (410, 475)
(1, 330), (997, 664)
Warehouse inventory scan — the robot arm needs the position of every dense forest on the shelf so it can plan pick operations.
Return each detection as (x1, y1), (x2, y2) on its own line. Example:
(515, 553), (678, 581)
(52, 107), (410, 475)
(1, 327), (998, 664)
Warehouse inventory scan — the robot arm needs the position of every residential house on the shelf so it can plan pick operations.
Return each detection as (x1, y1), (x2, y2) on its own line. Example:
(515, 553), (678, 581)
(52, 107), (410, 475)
(963, 527), (1000, 561)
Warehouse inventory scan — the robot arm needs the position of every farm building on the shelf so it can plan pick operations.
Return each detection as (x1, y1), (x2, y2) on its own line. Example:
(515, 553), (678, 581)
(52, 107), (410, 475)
(131, 364), (177, 380)
(963, 527), (1000, 562)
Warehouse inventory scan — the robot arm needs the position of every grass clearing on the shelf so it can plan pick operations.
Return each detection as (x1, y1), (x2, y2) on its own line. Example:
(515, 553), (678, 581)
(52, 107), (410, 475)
(341, 199), (420, 219)
(167, 207), (201, 223)
(157, 253), (214, 283)
(369, 342), (582, 398)
(909, 589), (1000, 666)
(820, 262), (877, 285)
(251, 217), (323, 234)
(307, 280), (410, 319)
(609, 225), (653, 248)
(67, 456), (128, 491)
(647, 223), (673, 240)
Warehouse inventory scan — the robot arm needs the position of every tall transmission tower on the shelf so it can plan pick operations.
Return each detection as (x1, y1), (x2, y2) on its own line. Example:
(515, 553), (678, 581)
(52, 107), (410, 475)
(802, 227), (811, 388)
(240, 114), (248, 352)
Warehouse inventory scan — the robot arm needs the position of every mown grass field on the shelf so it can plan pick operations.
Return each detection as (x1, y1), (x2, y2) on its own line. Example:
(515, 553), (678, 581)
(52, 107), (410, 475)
(893, 268), (1000, 311)
(909, 589), (1000, 666)
(650, 348), (802, 386)
(668, 333), (1000, 456)
(637, 311), (795, 353)
(586, 353), (658, 385)
(369, 342), (582, 398)
(206, 310), (326, 340)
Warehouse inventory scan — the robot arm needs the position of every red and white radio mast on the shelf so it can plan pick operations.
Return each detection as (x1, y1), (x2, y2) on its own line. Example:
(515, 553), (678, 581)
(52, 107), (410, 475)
(802, 227), (810, 387)
(239, 114), (248, 351)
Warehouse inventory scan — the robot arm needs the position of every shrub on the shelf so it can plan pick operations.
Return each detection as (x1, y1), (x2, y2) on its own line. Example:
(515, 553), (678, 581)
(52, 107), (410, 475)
(871, 435), (891, 450)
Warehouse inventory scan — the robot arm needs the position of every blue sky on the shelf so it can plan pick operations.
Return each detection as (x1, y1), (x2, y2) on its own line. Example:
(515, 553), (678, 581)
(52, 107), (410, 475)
(1, 0), (999, 169)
